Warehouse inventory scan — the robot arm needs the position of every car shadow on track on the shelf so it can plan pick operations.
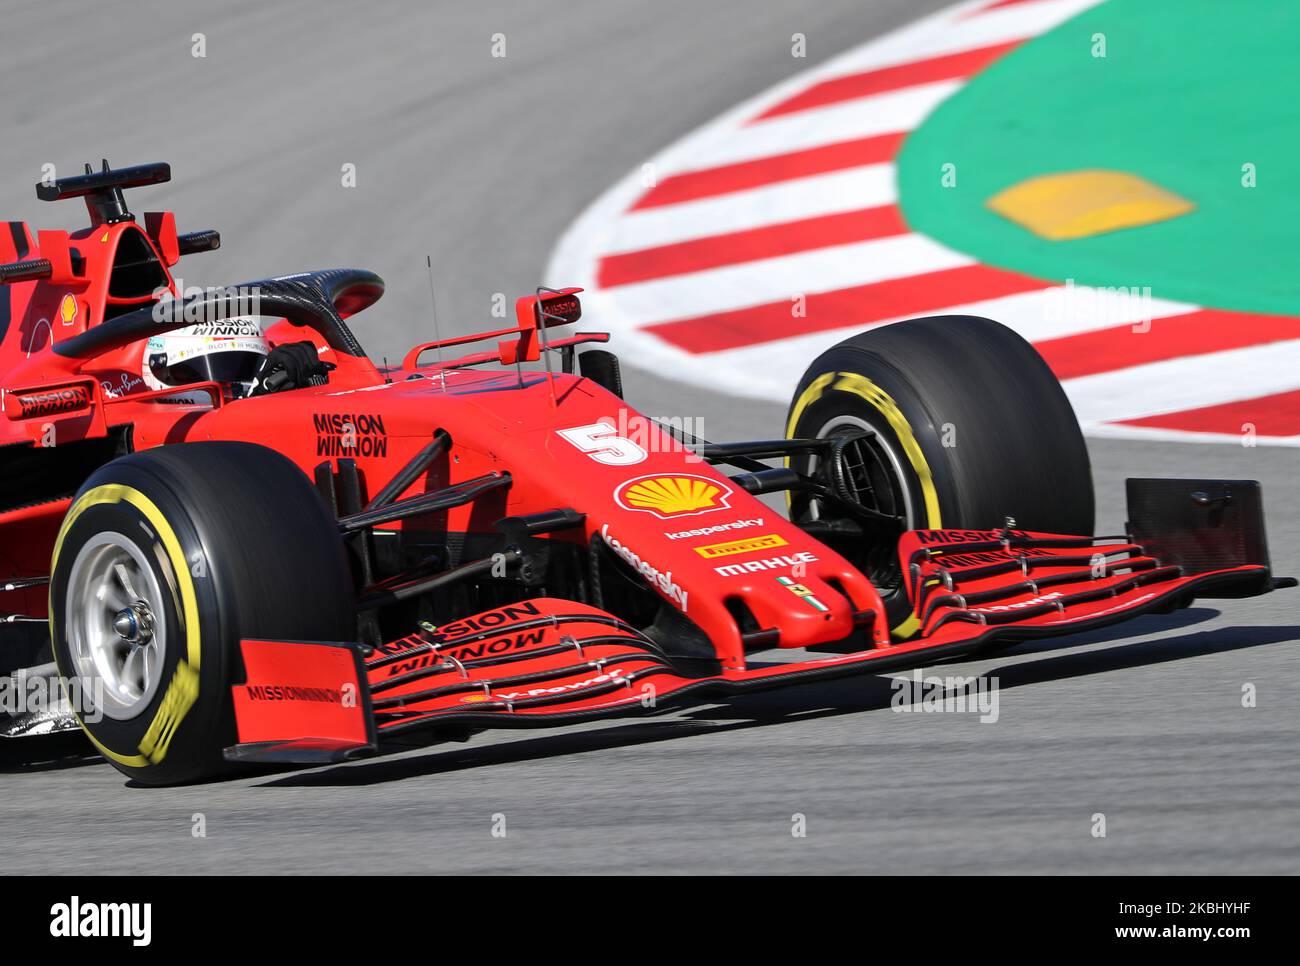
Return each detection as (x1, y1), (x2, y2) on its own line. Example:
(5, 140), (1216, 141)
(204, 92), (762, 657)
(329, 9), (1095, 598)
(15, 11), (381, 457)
(0, 730), (98, 773)
(259, 611), (1299, 788)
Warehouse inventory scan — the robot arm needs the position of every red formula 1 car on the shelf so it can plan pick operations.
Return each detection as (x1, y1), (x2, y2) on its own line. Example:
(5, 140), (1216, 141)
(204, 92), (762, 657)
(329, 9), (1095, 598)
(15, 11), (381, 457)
(0, 162), (1291, 784)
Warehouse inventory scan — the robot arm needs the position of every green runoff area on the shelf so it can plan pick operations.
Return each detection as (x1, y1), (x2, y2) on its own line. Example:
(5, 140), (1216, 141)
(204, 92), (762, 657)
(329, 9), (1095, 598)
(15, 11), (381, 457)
(897, 0), (1300, 316)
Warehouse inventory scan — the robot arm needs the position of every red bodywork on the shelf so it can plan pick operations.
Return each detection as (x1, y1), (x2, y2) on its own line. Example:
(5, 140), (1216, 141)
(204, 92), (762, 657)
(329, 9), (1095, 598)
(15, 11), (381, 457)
(1, 167), (1289, 764)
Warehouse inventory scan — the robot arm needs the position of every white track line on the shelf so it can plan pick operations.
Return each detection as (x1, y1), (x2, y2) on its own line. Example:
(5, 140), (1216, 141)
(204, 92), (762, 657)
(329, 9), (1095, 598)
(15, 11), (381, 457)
(607, 164), (897, 253)
(749, 0), (1102, 89)
(1064, 340), (1300, 424)
(993, 288), (1199, 344)
(693, 288), (1202, 396)
(1080, 423), (1300, 446)
(603, 233), (972, 328)
(670, 82), (958, 174)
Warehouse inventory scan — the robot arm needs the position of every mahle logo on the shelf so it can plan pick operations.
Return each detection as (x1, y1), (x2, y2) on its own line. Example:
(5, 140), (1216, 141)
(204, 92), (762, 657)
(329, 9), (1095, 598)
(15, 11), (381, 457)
(614, 474), (732, 519)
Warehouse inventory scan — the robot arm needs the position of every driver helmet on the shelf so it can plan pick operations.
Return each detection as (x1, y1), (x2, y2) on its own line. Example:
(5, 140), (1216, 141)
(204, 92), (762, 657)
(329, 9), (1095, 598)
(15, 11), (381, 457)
(142, 316), (270, 399)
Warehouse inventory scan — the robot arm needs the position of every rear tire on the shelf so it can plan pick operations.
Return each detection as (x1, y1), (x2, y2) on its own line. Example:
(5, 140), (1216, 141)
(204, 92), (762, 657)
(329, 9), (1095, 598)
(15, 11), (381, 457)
(49, 441), (356, 785)
(785, 315), (1094, 638)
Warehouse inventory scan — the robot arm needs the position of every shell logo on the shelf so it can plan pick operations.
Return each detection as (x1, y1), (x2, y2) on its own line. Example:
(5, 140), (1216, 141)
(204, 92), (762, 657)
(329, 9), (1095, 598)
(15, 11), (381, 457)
(614, 473), (733, 520)
(59, 295), (78, 325)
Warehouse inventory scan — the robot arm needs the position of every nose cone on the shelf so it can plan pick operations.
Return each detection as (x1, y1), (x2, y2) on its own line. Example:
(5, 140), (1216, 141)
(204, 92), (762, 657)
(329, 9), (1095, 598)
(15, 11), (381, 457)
(721, 566), (858, 648)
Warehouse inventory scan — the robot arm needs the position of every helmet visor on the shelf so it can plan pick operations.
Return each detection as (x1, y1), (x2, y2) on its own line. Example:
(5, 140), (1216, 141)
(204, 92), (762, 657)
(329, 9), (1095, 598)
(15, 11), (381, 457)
(149, 349), (264, 387)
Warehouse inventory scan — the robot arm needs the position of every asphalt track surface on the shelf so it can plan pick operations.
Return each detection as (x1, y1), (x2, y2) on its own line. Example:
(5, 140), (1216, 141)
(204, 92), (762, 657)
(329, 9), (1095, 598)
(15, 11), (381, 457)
(1, 0), (1296, 875)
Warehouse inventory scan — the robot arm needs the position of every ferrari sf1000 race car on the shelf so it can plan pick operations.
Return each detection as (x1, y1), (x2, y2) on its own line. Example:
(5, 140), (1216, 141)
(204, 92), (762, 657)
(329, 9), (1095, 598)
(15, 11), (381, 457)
(0, 162), (1291, 784)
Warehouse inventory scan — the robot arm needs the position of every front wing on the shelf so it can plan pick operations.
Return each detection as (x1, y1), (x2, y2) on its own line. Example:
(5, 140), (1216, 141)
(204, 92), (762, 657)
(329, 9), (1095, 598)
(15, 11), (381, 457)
(225, 478), (1293, 764)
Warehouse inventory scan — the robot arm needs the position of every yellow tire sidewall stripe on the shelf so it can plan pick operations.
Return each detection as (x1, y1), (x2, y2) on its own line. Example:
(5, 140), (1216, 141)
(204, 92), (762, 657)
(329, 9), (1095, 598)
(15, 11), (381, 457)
(786, 370), (942, 639)
(50, 483), (203, 769)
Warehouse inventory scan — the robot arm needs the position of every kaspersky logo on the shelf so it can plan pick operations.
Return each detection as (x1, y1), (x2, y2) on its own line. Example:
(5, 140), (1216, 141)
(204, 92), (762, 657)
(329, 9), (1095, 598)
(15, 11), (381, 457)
(600, 524), (688, 611)
(614, 473), (732, 519)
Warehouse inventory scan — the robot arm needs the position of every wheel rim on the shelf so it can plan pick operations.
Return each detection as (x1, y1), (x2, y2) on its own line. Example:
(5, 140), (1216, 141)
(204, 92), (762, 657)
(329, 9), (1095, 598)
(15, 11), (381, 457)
(806, 414), (917, 595)
(810, 415), (916, 525)
(65, 532), (168, 721)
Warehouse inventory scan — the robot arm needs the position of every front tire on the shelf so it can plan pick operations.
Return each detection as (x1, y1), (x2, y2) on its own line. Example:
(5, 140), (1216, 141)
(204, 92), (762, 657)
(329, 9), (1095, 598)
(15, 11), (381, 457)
(50, 442), (356, 785)
(786, 315), (1094, 638)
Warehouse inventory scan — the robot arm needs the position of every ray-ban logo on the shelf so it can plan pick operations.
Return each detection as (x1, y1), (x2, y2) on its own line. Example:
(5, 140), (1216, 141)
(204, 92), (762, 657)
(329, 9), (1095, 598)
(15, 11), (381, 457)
(49, 896), (151, 946)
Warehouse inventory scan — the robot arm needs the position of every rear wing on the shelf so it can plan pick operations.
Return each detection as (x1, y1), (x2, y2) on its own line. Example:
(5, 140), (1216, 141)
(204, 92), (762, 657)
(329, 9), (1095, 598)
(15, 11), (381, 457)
(0, 160), (219, 285)
(36, 159), (170, 225)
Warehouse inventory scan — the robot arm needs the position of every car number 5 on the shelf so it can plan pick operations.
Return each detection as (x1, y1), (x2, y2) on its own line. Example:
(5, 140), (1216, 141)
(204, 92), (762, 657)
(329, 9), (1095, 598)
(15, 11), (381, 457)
(557, 423), (647, 466)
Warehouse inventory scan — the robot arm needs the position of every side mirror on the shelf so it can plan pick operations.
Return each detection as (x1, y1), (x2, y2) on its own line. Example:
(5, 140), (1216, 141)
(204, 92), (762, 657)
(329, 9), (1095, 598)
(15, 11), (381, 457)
(499, 287), (583, 365)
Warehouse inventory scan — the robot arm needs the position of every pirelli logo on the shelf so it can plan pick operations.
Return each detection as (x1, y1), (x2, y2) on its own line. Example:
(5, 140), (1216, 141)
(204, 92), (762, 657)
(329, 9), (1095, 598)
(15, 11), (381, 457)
(693, 533), (788, 559)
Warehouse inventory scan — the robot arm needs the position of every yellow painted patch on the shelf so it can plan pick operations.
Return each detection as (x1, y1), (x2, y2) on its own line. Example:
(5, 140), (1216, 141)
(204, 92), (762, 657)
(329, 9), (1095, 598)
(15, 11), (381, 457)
(986, 169), (1194, 240)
